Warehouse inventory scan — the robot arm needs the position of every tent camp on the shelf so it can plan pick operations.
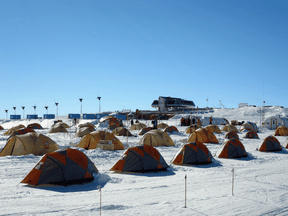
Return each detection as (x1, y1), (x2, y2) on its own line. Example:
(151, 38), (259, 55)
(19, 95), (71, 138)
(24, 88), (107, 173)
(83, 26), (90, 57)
(171, 142), (213, 165)
(205, 125), (222, 134)
(4, 125), (25, 136)
(77, 131), (124, 150)
(112, 127), (133, 136)
(130, 123), (147, 130)
(49, 123), (68, 133)
(188, 128), (219, 144)
(0, 133), (59, 156)
(240, 122), (258, 132)
(78, 122), (95, 130)
(274, 126), (288, 136)
(244, 130), (259, 139)
(21, 148), (98, 186)
(216, 138), (247, 158)
(164, 126), (179, 134)
(157, 123), (169, 129)
(75, 126), (94, 138)
(110, 145), (169, 173)
(139, 127), (153, 135)
(27, 123), (43, 129)
(258, 136), (282, 152)
(225, 131), (239, 140)
(139, 129), (175, 147)
(264, 116), (288, 130)
(12, 128), (35, 136)
(222, 124), (239, 133)
(185, 125), (201, 134)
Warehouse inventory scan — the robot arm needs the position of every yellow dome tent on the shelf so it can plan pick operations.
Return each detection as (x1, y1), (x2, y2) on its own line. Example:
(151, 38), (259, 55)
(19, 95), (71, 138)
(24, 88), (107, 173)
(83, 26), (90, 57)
(4, 124), (25, 136)
(185, 125), (201, 134)
(222, 124), (239, 133)
(130, 123), (147, 130)
(205, 125), (222, 134)
(138, 129), (175, 147)
(274, 126), (288, 136)
(112, 127), (133, 136)
(0, 133), (59, 156)
(77, 131), (124, 150)
(157, 123), (169, 129)
(188, 128), (219, 144)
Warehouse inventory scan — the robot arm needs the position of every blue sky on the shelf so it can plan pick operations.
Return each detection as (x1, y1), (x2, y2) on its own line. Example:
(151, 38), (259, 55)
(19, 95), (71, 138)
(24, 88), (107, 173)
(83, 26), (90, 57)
(1, 0), (288, 118)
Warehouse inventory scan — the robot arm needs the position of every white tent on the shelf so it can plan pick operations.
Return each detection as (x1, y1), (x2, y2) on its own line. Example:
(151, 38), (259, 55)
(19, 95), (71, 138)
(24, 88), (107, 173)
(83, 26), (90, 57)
(264, 116), (288, 130)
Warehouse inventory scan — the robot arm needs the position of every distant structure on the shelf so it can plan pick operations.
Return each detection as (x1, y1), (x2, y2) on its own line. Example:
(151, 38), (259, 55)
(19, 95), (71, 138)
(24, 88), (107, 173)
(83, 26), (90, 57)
(238, 103), (256, 108)
(151, 96), (195, 112)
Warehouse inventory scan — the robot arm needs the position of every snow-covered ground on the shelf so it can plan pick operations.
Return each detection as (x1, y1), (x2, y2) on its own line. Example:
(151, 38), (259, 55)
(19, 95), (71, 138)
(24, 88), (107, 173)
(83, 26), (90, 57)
(1, 106), (288, 215)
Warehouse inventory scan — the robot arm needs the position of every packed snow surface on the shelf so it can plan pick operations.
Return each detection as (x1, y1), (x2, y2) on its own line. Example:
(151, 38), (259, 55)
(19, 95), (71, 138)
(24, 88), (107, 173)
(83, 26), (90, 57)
(1, 106), (288, 215)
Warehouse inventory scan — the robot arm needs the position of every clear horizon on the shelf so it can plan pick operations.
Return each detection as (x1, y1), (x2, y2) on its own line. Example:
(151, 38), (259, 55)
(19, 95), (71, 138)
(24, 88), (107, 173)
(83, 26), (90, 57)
(1, 0), (288, 118)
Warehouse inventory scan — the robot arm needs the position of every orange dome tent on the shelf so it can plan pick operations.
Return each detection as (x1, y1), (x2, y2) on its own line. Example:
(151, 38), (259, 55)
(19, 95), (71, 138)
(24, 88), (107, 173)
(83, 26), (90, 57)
(172, 142), (213, 165)
(225, 131), (239, 140)
(258, 136), (282, 152)
(244, 130), (259, 139)
(216, 138), (247, 158)
(139, 127), (153, 135)
(164, 126), (179, 134)
(21, 148), (98, 186)
(27, 123), (43, 129)
(12, 128), (35, 136)
(110, 145), (169, 173)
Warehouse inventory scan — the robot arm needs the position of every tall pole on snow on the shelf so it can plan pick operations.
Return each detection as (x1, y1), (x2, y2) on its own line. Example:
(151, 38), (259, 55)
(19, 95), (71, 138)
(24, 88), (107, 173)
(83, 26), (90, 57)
(55, 102), (59, 116)
(44, 106), (48, 115)
(185, 175), (187, 208)
(97, 185), (102, 216)
(79, 98), (83, 119)
(232, 168), (235, 196)
(32, 106), (37, 115)
(5, 110), (8, 119)
(97, 97), (101, 113)
(21, 106), (25, 119)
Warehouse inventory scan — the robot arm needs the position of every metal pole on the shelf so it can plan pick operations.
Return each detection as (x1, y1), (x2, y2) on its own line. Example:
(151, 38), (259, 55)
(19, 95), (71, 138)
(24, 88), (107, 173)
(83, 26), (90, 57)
(5, 110), (8, 119)
(97, 185), (102, 216)
(97, 97), (101, 113)
(185, 175), (187, 208)
(232, 168), (234, 196)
